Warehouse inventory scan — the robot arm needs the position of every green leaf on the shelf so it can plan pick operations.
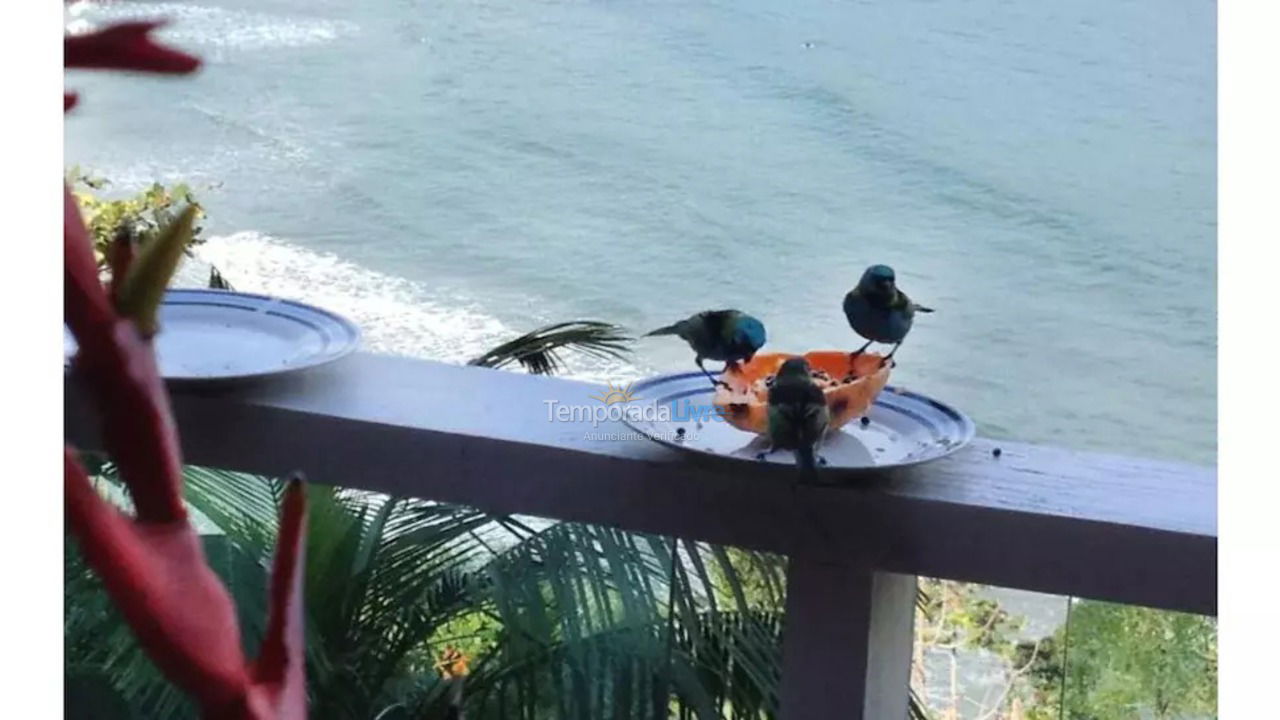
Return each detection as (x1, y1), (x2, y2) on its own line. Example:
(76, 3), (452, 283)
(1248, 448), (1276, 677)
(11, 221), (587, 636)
(113, 204), (198, 335)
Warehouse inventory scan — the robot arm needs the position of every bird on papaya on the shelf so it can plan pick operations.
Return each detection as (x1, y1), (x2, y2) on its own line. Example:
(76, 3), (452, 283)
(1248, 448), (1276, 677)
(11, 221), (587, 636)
(757, 356), (830, 481)
(645, 309), (766, 388)
(842, 264), (933, 366)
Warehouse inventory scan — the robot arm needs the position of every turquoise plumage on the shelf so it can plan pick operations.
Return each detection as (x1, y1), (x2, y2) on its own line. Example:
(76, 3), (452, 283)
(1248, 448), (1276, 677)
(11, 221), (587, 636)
(646, 309), (767, 387)
(843, 264), (933, 364)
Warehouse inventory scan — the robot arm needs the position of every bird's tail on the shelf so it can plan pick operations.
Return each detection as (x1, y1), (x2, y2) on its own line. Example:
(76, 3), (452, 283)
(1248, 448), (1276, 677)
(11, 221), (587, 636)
(644, 322), (683, 337)
(914, 304), (935, 313)
(794, 444), (820, 484)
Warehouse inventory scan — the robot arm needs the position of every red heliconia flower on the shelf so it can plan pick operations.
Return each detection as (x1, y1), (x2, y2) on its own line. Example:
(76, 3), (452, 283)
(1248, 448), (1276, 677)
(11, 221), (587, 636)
(65, 21), (200, 114)
(65, 21), (200, 74)
(64, 18), (309, 720)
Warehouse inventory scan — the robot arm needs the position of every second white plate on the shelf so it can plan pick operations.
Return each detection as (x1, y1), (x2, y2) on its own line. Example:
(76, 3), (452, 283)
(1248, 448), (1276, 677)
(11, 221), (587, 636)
(64, 289), (361, 383)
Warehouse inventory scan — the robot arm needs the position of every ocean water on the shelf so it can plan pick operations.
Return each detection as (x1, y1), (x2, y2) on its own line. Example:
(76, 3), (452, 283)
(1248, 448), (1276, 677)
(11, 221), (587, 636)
(65, 0), (1216, 465)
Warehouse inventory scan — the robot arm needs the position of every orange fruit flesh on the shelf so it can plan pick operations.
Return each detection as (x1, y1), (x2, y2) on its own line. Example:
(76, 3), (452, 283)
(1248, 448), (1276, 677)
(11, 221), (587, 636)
(712, 351), (892, 435)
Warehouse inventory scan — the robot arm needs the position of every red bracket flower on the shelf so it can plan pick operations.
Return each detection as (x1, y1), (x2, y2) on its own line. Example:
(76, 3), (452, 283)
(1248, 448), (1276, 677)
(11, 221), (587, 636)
(64, 19), (309, 720)
(65, 21), (200, 74)
(65, 21), (200, 113)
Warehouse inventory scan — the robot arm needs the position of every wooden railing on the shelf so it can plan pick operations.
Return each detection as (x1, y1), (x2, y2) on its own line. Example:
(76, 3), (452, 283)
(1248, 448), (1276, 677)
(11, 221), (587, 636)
(64, 352), (1217, 720)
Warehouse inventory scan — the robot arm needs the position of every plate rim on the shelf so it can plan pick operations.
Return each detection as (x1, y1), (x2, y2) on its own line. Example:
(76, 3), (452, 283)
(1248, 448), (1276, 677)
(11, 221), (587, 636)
(65, 288), (362, 384)
(621, 369), (977, 473)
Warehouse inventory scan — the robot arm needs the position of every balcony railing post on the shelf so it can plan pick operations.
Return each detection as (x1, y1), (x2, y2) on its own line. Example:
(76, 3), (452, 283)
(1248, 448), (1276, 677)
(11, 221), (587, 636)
(780, 555), (918, 719)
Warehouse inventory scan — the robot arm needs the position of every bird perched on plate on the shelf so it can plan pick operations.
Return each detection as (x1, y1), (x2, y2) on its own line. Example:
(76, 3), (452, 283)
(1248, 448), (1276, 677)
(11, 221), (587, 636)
(645, 309), (766, 387)
(758, 356), (830, 480)
(843, 264), (934, 365)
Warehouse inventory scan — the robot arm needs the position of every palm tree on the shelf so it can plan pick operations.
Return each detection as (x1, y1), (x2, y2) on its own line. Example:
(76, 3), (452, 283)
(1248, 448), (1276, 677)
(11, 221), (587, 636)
(66, 321), (789, 719)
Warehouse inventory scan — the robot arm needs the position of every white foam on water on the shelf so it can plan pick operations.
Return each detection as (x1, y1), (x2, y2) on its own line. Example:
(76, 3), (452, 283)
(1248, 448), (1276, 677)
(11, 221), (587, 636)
(65, 1), (356, 50)
(190, 232), (641, 383)
(192, 232), (511, 364)
(65, 18), (97, 36)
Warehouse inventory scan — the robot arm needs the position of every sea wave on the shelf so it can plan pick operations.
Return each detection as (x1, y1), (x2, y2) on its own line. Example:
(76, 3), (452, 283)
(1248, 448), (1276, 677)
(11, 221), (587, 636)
(65, 1), (356, 50)
(189, 232), (640, 383)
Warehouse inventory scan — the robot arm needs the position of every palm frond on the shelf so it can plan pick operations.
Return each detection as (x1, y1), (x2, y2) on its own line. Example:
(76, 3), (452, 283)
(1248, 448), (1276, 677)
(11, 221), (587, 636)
(917, 585), (932, 615)
(207, 264), (233, 290)
(463, 523), (787, 718)
(157, 470), (498, 715)
(467, 321), (632, 375)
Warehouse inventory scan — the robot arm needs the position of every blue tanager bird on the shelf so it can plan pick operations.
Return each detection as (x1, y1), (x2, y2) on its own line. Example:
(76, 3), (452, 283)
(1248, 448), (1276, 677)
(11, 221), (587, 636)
(843, 264), (934, 365)
(758, 356), (831, 479)
(645, 309), (767, 387)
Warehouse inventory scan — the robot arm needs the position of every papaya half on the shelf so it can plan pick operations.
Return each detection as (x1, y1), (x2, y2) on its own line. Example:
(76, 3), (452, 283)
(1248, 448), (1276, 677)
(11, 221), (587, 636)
(712, 351), (892, 435)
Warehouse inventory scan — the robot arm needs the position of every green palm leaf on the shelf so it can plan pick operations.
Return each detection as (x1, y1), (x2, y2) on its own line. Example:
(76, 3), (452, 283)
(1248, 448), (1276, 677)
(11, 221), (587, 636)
(467, 321), (632, 375)
(459, 521), (785, 718)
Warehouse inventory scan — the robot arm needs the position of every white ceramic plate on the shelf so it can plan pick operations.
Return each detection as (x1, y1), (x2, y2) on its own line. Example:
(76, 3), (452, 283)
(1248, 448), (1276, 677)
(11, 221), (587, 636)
(621, 370), (975, 474)
(64, 289), (361, 383)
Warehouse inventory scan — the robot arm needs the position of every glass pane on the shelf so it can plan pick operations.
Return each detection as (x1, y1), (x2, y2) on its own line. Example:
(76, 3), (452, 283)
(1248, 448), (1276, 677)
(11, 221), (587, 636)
(1058, 599), (1218, 720)
(912, 582), (1218, 720)
(912, 579), (1065, 718)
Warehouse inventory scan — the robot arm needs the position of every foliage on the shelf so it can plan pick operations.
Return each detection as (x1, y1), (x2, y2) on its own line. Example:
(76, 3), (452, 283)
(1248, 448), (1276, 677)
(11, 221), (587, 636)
(1016, 601), (1217, 720)
(916, 579), (1025, 656)
(68, 168), (238, 292)
(707, 548), (787, 613)
(912, 579), (1036, 719)
(67, 168), (206, 275)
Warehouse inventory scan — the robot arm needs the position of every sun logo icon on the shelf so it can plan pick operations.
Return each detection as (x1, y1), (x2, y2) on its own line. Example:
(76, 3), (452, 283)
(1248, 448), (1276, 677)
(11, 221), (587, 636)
(590, 381), (637, 405)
